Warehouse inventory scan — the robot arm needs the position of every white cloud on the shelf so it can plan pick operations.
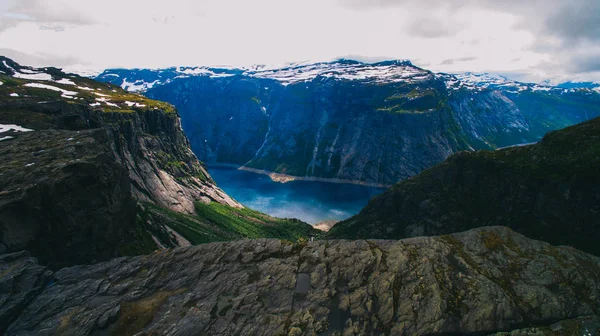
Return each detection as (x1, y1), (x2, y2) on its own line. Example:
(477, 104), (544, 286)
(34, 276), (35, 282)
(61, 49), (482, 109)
(0, 0), (598, 83)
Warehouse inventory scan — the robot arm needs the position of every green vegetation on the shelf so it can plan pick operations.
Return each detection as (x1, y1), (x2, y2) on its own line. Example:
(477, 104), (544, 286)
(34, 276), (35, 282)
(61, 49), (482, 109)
(165, 160), (185, 169)
(141, 201), (319, 245)
(118, 215), (160, 256)
(376, 106), (419, 114)
(375, 86), (442, 114)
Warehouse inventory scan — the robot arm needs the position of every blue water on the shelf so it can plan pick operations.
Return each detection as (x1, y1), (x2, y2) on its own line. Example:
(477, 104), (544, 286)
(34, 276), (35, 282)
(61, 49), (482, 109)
(207, 167), (385, 224)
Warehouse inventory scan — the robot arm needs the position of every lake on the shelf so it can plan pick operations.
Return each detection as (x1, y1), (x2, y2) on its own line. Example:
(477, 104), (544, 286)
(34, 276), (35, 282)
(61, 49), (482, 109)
(207, 167), (386, 225)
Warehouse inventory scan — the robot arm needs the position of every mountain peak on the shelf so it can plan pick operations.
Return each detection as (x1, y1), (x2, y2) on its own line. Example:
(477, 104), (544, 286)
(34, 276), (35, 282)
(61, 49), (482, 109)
(332, 58), (414, 67)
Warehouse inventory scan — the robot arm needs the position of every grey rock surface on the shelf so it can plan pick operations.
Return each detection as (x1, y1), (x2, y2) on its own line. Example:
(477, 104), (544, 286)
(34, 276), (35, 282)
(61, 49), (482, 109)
(0, 128), (141, 267)
(3, 226), (600, 335)
(488, 315), (600, 335)
(0, 251), (52, 334)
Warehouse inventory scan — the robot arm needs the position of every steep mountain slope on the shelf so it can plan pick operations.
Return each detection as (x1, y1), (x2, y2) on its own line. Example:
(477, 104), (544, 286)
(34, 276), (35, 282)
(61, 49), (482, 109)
(0, 57), (316, 267)
(328, 116), (600, 256)
(3, 227), (600, 335)
(97, 60), (600, 186)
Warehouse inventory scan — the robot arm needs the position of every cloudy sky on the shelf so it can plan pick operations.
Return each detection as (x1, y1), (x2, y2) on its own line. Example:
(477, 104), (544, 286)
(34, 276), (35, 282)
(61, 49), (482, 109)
(0, 0), (599, 83)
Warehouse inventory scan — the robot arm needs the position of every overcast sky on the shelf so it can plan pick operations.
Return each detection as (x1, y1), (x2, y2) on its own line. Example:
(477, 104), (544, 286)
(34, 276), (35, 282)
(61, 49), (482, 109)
(1, 0), (599, 83)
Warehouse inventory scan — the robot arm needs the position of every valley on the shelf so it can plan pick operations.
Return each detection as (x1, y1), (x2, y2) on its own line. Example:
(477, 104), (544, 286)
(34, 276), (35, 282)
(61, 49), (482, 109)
(3, 0), (600, 334)
(1, 55), (599, 335)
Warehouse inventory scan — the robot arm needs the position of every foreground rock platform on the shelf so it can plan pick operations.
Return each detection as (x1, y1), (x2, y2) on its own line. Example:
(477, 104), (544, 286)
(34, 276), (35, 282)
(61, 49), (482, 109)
(2, 226), (599, 335)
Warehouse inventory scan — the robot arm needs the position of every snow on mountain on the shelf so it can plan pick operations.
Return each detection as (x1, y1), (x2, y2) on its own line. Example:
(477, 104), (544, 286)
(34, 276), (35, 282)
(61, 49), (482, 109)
(436, 71), (586, 94)
(96, 59), (432, 92)
(0, 56), (179, 111)
(1, 58), (84, 89)
(94, 59), (599, 95)
(240, 59), (428, 84)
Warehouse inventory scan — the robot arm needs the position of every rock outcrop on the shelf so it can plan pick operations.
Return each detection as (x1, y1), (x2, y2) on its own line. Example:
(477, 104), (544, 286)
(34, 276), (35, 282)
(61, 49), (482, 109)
(97, 60), (600, 186)
(328, 116), (600, 256)
(2, 226), (600, 335)
(1, 57), (295, 267)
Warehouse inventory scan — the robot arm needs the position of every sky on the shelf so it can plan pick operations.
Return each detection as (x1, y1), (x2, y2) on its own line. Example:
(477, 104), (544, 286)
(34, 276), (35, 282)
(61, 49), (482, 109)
(0, 0), (599, 83)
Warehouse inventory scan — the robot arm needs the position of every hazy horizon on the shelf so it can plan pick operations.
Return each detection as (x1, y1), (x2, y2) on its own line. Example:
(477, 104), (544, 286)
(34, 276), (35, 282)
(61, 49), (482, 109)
(1, 0), (599, 84)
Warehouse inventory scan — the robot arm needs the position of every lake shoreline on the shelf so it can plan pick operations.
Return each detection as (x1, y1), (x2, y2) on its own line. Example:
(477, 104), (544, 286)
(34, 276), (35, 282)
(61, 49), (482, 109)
(206, 166), (386, 224)
(206, 163), (391, 188)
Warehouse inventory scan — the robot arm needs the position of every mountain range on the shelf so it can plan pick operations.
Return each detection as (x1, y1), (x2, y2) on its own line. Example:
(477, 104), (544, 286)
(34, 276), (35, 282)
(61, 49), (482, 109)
(1, 56), (599, 335)
(96, 59), (600, 186)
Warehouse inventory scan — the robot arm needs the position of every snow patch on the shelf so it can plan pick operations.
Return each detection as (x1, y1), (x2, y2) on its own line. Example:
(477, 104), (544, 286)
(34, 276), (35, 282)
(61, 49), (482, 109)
(19, 69), (38, 74)
(54, 78), (76, 85)
(124, 101), (146, 108)
(0, 124), (33, 133)
(13, 72), (53, 81)
(9, 93), (19, 97)
(0, 136), (14, 141)
(121, 78), (160, 92)
(450, 72), (560, 93)
(24, 83), (78, 97)
(531, 86), (552, 92)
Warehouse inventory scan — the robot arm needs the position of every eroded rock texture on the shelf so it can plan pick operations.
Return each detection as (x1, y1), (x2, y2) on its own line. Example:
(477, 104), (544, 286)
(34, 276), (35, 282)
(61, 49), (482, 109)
(3, 227), (599, 335)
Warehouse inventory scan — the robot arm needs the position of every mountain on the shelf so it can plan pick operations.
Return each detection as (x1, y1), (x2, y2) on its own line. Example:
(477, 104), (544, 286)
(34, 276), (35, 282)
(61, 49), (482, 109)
(3, 56), (600, 335)
(558, 81), (600, 91)
(96, 59), (600, 186)
(327, 116), (600, 256)
(3, 226), (600, 335)
(0, 57), (316, 268)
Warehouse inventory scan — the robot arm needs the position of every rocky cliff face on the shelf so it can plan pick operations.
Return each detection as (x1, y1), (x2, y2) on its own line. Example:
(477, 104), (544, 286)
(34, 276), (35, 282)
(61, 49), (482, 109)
(0, 57), (251, 267)
(99, 104), (240, 213)
(2, 227), (599, 335)
(97, 60), (600, 186)
(328, 116), (600, 256)
(0, 127), (140, 268)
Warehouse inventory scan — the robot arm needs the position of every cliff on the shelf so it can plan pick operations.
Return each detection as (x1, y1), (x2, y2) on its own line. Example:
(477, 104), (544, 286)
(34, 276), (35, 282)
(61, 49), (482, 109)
(2, 227), (599, 335)
(0, 57), (315, 267)
(328, 116), (600, 256)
